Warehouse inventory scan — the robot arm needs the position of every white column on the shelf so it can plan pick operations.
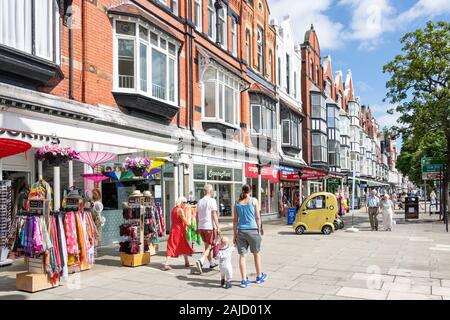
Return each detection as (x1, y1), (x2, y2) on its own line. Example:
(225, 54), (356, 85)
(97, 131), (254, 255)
(0, 159), (3, 181)
(68, 160), (74, 189)
(54, 166), (61, 211)
(299, 178), (303, 204)
(173, 164), (179, 203)
(38, 160), (43, 180)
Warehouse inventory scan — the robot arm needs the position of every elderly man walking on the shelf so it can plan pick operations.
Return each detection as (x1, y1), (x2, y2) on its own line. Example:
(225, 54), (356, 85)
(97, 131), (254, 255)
(195, 184), (221, 274)
(367, 190), (381, 231)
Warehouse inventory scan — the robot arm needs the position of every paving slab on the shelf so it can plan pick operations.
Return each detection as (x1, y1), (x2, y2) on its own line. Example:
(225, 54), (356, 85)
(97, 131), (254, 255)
(382, 282), (431, 294)
(431, 286), (450, 296)
(336, 287), (387, 300)
(387, 291), (442, 300)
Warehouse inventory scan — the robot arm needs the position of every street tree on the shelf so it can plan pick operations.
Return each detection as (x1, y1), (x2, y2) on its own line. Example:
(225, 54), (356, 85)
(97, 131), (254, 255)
(383, 21), (449, 208)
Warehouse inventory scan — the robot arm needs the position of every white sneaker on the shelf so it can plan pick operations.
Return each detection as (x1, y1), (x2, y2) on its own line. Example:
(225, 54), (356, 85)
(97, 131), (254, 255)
(195, 260), (203, 274)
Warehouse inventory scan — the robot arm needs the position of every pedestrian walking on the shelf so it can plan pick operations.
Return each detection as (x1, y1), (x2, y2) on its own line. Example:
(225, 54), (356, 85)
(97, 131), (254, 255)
(195, 184), (221, 274)
(366, 190), (381, 231)
(380, 194), (395, 231)
(430, 190), (437, 213)
(233, 185), (267, 288)
(391, 192), (398, 210)
(217, 236), (235, 289)
(162, 197), (194, 271)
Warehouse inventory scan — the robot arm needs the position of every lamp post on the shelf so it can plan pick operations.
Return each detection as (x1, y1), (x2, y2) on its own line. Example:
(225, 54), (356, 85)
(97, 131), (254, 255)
(346, 151), (359, 232)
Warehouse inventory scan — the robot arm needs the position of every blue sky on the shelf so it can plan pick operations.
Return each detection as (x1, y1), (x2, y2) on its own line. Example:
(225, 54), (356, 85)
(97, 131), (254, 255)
(268, 0), (450, 149)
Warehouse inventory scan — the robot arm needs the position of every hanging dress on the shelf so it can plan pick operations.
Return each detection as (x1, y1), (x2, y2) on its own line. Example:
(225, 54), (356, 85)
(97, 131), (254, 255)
(165, 207), (194, 258)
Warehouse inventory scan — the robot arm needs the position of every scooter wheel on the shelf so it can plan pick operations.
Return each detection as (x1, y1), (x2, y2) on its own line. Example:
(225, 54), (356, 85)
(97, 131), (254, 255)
(322, 225), (333, 235)
(340, 221), (345, 229)
(295, 225), (306, 235)
(334, 222), (339, 230)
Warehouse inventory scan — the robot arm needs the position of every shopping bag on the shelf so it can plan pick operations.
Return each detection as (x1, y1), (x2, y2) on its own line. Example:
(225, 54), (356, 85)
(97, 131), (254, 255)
(212, 232), (222, 259)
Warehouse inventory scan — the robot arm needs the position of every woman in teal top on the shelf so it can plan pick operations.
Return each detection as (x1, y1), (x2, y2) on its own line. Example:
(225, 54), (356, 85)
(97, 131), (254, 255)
(233, 185), (267, 288)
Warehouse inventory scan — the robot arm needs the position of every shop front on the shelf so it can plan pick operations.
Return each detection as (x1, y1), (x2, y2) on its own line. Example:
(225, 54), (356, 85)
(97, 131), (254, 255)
(279, 167), (302, 208)
(301, 168), (328, 196)
(245, 164), (279, 217)
(192, 158), (244, 220)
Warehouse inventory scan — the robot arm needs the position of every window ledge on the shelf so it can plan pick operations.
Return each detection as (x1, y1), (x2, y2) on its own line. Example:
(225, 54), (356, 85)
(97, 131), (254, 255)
(0, 44), (63, 89)
(282, 145), (302, 156)
(201, 120), (240, 137)
(112, 91), (179, 124)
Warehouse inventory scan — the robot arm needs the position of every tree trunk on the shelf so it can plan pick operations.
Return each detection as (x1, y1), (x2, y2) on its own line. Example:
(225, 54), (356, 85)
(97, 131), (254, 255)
(445, 132), (450, 224)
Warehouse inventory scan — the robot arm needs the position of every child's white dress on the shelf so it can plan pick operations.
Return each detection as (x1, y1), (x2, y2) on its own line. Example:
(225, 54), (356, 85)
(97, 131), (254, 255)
(218, 245), (234, 280)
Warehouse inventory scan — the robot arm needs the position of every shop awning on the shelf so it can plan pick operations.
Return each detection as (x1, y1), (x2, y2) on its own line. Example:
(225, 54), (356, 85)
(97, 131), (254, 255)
(0, 110), (177, 156)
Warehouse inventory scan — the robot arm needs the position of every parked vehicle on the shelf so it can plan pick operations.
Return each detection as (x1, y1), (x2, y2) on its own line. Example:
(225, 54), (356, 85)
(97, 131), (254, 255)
(293, 192), (338, 235)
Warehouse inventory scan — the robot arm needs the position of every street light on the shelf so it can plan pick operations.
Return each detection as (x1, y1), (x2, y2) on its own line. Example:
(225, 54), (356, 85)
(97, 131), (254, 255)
(346, 150), (360, 233)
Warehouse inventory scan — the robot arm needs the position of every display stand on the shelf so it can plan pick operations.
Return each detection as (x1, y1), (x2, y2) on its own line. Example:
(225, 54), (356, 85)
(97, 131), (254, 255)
(16, 199), (60, 293)
(65, 196), (93, 274)
(120, 195), (150, 267)
(143, 195), (159, 256)
(0, 180), (13, 267)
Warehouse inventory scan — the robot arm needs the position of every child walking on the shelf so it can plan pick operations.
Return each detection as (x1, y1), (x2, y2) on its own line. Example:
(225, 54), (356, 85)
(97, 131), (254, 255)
(217, 236), (234, 289)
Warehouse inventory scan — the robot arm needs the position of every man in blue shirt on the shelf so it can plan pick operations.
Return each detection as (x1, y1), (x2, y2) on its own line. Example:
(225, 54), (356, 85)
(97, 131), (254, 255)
(366, 190), (381, 231)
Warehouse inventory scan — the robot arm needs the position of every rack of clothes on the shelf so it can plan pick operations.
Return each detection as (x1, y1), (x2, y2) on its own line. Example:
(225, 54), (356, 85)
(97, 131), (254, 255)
(0, 180), (13, 266)
(9, 191), (96, 289)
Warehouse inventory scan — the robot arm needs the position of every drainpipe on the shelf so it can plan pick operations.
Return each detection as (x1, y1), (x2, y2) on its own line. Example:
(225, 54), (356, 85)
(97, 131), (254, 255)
(67, 7), (74, 100)
(188, 0), (194, 135)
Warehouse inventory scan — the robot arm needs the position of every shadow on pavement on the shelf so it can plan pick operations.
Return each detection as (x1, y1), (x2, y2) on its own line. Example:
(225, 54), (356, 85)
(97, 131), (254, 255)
(176, 275), (223, 289)
(0, 294), (27, 300)
(93, 258), (120, 267)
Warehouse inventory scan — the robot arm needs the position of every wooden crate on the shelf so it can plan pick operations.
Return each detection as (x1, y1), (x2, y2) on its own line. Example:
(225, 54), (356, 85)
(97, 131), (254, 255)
(16, 272), (59, 293)
(120, 252), (150, 267)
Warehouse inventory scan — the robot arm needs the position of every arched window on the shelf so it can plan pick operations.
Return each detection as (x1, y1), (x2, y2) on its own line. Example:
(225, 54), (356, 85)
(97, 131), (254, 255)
(245, 30), (251, 64)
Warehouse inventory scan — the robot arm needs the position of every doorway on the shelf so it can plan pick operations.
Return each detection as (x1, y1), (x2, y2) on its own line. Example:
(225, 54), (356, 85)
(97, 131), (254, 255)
(214, 184), (232, 217)
(2, 171), (31, 217)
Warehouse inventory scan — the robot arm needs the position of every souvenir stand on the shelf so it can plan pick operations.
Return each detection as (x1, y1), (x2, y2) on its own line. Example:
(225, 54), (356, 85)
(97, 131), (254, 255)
(0, 138), (32, 267)
(120, 192), (150, 267)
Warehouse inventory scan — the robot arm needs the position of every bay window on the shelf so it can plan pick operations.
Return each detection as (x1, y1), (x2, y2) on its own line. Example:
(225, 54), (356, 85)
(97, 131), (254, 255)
(203, 67), (240, 127)
(0, 0), (60, 64)
(282, 117), (301, 148)
(311, 93), (326, 120)
(231, 18), (237, 57)
(312, 133), (327, 163)
(114, 19), (178, 105)
(194, 0), (202, 31)
(251, 103), (276, 140)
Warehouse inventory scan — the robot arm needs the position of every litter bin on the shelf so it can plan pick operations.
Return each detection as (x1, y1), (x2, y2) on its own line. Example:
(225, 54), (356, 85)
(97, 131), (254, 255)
(405, 196), (419, 219)
(287, 208), (297, 225)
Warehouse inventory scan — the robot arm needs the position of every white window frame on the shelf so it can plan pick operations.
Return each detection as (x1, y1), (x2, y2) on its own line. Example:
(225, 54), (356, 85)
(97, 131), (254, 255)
(207, 0), (216, 40)
(217, 5), (227, 49)
(282, 119), (291, 145)
(257, 26), (264, 73)
(194, 0), (203, 32)
(113, 18), (179, 106)
(231, 17), (237, 57)
(201, 66), (241, 128)
(245, 30), (251, 64)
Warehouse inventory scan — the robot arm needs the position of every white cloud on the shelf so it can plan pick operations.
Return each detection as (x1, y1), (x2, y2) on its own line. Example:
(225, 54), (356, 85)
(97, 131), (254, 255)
(268, 0), (346, 50)
(339, 0), (396, 50)
(397, 0), (450, 23)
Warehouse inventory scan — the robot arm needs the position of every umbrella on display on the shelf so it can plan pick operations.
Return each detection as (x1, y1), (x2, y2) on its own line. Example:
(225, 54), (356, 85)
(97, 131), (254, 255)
(81, 173), (110, 184)
(76, 151), (117, 170)
(0, 138), (32, 160)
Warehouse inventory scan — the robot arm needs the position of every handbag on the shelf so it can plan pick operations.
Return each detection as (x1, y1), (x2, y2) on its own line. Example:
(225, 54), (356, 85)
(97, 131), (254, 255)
(212, 232), (222, 259)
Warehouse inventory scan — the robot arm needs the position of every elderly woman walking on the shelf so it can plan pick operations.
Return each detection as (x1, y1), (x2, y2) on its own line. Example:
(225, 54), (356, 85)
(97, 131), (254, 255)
(380, 194), (395, 231)
(162, 197), (194, 271)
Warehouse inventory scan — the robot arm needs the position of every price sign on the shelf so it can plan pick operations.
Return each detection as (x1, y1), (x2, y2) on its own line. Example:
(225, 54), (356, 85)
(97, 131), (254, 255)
(128, 197), (141, 206)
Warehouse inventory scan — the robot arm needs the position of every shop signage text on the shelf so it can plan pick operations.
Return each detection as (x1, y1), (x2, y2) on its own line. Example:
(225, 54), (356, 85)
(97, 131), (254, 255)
(300, 168), (327, 180)
(245, 164), (279, 182)
(0, 130), (60, 144)
(207, 167), (233, 181)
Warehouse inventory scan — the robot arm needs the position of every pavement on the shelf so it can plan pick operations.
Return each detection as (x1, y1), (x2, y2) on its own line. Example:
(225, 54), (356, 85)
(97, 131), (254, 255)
(1, 209), (450, 300)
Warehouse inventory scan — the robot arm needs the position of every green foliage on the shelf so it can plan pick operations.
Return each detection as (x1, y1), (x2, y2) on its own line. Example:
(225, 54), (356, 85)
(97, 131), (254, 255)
(383, 21), (450, 184)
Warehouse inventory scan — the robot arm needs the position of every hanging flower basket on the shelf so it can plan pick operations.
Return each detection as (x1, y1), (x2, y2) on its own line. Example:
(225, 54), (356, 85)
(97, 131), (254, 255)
(35, 145), (80, 166)
(124, 157), (152, 177)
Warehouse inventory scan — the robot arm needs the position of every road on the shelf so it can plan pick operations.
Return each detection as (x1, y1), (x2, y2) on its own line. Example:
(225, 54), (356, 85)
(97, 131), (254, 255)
(1, 209), (450, 300)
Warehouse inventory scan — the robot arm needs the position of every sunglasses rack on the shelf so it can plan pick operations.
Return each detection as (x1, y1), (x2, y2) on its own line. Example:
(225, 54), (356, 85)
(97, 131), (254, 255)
(143, 196), (158, 256)
(0, 180), (12, 267)
(119, 195), (150, 267)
